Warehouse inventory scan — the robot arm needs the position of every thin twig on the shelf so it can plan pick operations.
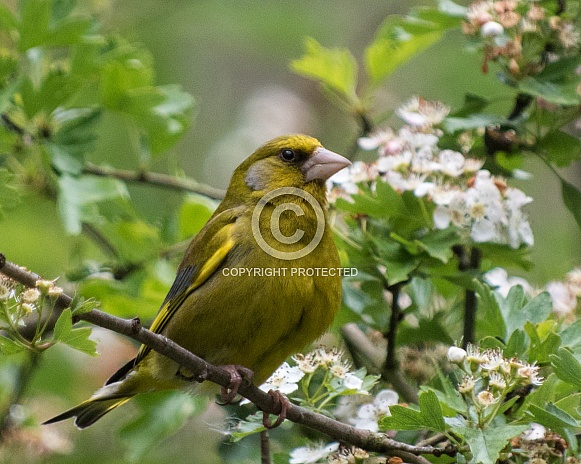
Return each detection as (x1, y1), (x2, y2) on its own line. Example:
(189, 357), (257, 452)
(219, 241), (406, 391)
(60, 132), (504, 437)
(83, 163), (226, 200)
(341, 323), (419, 404)
(454, 246), (481, 348)
(384, 283), (402, 370)
(0, 254), (455, 458)
(260, 430), (271, 464)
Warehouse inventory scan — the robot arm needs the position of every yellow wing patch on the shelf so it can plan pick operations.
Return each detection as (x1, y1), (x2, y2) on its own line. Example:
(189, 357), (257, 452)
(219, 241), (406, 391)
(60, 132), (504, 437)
(135, 227), (236, 364)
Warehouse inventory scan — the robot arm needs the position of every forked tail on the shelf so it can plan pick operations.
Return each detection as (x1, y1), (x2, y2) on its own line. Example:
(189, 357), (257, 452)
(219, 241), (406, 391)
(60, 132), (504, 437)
(43, 395), (133, 429)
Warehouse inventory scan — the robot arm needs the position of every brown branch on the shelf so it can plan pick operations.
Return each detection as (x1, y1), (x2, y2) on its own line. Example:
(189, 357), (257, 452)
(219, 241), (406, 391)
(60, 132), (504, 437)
(83, 163), (226, 200)
(0, 254), (455, 458)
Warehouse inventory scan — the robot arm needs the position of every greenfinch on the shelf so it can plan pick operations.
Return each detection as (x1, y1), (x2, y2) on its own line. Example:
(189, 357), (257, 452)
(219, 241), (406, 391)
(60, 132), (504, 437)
(45, 134), (350, 428)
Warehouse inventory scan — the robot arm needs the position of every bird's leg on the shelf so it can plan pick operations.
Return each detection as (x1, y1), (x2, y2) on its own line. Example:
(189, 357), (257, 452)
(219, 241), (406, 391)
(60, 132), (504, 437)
(262, 390), (290, 429)
(219, 365), (254, 404)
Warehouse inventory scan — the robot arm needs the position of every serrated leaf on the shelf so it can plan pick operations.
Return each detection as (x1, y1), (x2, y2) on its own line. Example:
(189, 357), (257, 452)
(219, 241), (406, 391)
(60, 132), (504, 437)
(550, 348), (581, 388)
(415, 227), (457, 262)
(365, 24), (443, 85)
(538, 131), (581, 167)
(121, 84), (195, 154)
(455, 425), (527, 464)
(560, 178), (581, 232)
(61, 327), (98, 355)
(519, 77), (579, 106)
(0, 336), (25, 355)
(496, 288), (552, 340)
(291, 38), (358, 101)
(379, 390), (445, 432)
(53, 308), (73, 341)
(528, 403), (579, 450)
(57, 174), (130, 234)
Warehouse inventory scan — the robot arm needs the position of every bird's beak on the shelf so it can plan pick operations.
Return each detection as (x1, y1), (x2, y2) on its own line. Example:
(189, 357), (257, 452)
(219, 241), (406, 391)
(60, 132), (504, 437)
(302, 147), (351, 182)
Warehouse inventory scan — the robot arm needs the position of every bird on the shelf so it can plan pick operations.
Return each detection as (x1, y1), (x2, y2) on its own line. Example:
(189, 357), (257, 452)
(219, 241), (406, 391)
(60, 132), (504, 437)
(44, 134), (351, 429)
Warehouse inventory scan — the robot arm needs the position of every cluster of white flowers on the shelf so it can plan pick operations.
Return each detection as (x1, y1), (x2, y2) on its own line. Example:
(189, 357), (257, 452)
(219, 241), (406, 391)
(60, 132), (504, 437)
(448, 344), (543, 410)
(463, 1), (579, 68)
(251, 348), (368, 400)
(485, 267), (581, 318)
(328, 97), (534, 249)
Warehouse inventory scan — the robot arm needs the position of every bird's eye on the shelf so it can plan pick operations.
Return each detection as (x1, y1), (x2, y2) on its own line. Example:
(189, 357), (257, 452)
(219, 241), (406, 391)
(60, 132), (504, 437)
(280, 149), (296, 162)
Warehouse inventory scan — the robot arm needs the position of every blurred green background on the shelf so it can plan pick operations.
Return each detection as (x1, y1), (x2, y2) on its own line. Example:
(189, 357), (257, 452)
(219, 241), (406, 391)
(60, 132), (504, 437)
(1, 0), (580, 462)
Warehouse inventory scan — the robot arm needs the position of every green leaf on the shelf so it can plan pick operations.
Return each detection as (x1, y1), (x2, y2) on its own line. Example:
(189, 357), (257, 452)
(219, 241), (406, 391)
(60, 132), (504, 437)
(560, 320), (581, 351)
(450, 93), (489, 118)
(291, 38), (358, 101)
(415, 227), (457, 263)
(51, 107), (101, 159)
(230, 412), (267, 442)
(179, 194), (217, 239)
(550, 348), (581, 388)
(538, 131), (581, 167)
(365, 15), (445, 85)
(53, 308), (97, 355)
(560, 178), (581, 232)
(443, 114), (508, 132)
(57, 174), (130, 234)
(18, 0), (51, 51)
(53, 308), (73, 341)
(474, 279), (506, 340)
(0, 336), (25, 355)
(120, 391), (204, 462)
(122, 85), (195, 155)
(99, 220), (160, 263)
(496, 288), (552, 341)
(504, 329), (527, 358)
(397, 313), (454, 345)
(379, 390), (445, 432)
(100, 48), (154, 105)
(528, 403), (579, 450)
(525, 321), (561, 364)
(519, 77), (579, 106)
(455, 425), (528, 464)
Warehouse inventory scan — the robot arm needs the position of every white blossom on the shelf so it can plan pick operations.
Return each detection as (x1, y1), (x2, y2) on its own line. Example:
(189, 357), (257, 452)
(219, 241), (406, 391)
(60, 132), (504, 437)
(258, 362), (304, 395)
(351, 389), (398, 432)
(547, 281), (577, 317)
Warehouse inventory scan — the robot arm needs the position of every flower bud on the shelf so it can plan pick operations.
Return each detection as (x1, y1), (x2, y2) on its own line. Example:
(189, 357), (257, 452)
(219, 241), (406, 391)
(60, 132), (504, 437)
(447, 346), (467, 364)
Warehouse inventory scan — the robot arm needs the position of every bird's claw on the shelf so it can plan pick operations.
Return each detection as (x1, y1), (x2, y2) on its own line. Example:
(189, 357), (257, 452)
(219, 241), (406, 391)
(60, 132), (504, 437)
(262, 390), (290, 429)
(219, 365), (254, 404)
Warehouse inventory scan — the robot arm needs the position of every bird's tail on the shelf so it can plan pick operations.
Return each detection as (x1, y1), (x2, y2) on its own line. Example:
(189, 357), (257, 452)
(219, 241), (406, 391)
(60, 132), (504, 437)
(43, 395), (133, 429)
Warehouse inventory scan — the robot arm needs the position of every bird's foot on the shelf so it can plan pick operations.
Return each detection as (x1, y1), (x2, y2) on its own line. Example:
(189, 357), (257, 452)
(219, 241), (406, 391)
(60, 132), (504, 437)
(219, 365), (254, 404)
(262, 390), (290, 429)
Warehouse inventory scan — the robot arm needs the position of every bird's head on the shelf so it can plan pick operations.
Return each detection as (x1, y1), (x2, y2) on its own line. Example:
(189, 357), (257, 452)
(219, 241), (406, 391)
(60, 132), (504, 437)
(225, 135), (351, 207)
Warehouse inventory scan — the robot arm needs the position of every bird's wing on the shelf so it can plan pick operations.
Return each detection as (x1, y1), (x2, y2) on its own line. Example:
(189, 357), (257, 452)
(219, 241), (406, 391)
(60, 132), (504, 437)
(133, 206), (244, 365)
